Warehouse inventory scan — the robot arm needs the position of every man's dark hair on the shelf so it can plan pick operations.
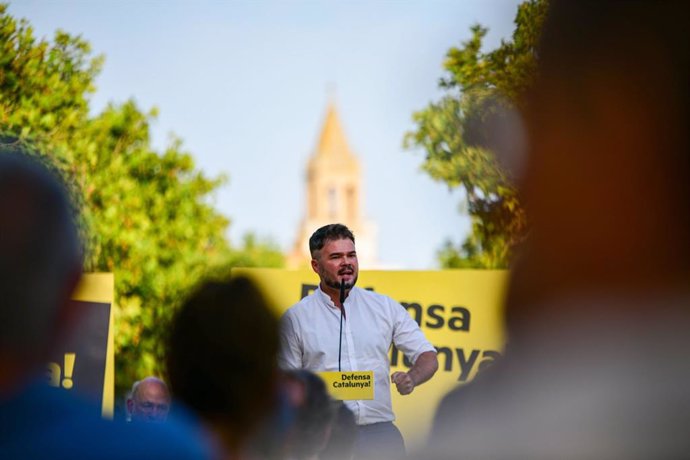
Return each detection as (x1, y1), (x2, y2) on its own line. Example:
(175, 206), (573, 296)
(309, 224), (355, 258)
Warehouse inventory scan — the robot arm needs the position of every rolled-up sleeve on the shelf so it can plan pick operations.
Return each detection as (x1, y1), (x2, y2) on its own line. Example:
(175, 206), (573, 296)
(391, 301), (436, 365)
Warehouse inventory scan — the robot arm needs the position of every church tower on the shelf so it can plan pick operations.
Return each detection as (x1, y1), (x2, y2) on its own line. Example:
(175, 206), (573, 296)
(288, 102), (377, 268)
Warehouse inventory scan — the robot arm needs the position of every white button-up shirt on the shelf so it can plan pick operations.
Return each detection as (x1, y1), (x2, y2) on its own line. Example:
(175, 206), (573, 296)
(278, 285), (436, 425)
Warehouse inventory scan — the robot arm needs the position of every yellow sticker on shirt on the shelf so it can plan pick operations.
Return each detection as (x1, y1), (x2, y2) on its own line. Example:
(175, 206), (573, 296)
(319, 371), (374, 400)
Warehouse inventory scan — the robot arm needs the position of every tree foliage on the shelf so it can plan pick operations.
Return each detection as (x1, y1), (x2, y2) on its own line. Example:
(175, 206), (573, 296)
(405, 0), (548, 268)
(0, 4), (284, 396)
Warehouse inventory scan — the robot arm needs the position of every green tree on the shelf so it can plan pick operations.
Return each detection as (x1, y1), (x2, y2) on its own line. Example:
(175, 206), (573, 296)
(0, 4), (284, 396)
(405, 0), (548, 268)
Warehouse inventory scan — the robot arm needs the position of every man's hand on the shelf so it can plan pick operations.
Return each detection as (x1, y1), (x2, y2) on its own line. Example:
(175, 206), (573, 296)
(391, 351), (439, 396)
(391, 371), (416, 395)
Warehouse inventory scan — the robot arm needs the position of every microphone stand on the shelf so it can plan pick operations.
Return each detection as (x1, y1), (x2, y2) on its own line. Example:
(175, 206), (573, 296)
(338, 280), (346, 372)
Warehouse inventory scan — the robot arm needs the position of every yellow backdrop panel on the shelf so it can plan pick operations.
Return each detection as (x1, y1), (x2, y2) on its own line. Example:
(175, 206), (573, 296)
(233, 268), (508, 449)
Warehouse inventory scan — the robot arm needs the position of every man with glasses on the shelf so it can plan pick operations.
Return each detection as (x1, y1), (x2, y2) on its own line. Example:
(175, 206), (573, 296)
(126, 377), (171, 423)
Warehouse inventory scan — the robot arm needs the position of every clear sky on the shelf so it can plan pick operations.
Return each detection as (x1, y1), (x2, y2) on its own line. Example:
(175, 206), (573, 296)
(9, 0), (521, 269)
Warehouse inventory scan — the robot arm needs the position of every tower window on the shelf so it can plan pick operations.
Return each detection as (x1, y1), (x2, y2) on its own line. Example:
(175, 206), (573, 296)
(328, 187), (337, 218)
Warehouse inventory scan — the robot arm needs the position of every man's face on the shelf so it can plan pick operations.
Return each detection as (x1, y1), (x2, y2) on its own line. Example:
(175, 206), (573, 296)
(311, 238), (358, 291)
(127, 382), (171, 423)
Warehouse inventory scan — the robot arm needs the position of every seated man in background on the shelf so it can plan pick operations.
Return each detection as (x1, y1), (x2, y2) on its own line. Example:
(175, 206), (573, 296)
(0, 149), (211, 458)
(126, 377), (171, 423)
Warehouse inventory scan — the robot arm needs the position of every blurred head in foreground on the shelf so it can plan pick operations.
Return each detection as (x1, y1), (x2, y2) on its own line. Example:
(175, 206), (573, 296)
(508, 0), (690, 331)
(429, 2), (690, 458)
(166, 277), (280, 456)
(0, 150), (82, 394)
(320, 400), (357, 460)
(281, 369), (339, 460)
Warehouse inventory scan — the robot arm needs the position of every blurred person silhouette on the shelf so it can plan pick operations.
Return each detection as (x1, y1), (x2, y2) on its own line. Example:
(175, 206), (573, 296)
(126, 377), (171, 423)
(281, 369), (338, 460)
(428, 1), (690, 459)
(320, 402), (357, 460)
(166, 277), (281, 459)
(0, 149), (211, 459)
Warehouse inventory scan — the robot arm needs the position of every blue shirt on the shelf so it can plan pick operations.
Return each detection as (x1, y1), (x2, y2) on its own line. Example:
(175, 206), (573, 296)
(0, 380), (212, 459)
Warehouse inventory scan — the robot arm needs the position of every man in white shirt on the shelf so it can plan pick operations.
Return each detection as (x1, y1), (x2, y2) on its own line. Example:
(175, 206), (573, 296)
(279, 223), (438, 458)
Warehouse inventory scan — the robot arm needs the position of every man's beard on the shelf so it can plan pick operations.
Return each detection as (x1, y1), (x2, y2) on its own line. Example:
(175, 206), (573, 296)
(323, 268), (358, 291)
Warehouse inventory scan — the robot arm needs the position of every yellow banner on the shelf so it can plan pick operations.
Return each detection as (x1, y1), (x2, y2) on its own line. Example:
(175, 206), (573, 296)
(46, 273), (115, 418)
(319, 371), (375, 400)
(233, 268), (508, 449)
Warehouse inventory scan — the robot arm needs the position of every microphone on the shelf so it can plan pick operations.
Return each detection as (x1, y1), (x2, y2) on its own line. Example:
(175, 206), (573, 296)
(339, 279), (346, 305)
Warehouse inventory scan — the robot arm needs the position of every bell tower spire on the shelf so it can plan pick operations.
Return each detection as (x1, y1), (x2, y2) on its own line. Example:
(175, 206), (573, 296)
(288, 100), (377, 268)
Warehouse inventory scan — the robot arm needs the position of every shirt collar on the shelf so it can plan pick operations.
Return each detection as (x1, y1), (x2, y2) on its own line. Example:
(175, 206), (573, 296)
(315, 284), (355, 310)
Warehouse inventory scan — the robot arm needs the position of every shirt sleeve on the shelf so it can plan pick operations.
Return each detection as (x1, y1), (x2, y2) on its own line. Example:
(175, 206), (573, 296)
(390, 299), (436, 365)
(278, 309), (303, 370)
